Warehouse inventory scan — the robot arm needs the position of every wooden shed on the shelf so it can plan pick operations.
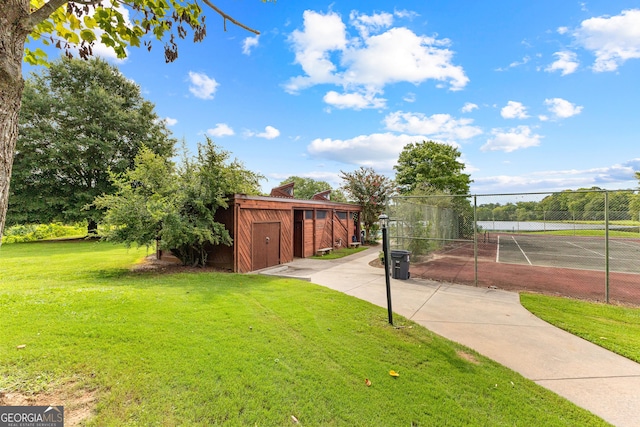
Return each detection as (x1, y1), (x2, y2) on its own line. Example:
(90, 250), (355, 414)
(208, 193), (362, 273)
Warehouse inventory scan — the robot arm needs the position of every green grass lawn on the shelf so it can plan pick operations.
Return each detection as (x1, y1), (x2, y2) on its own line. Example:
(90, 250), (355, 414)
(520, 293), (640, 363)
(0, 242), (610, 426)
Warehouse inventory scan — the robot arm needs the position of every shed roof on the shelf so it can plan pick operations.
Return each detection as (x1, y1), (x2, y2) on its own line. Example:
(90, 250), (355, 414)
(229, 193), (361, 211)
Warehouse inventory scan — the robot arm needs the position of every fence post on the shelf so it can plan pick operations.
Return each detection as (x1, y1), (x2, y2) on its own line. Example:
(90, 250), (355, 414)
(605, 191), (610, 303)
(474, 195), (478, 287)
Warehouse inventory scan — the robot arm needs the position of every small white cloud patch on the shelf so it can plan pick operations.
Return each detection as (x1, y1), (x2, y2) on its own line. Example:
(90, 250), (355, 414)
(501, 101), (529, 119)
(482, 126), (542, 152)
(254, 126), (281, 139)
(243, 35), (260, 55)
(544, 98), (583, 118)
(207, 123), (235, 137)
(188, 71), (219, 100)
(545, 51), (579, 76)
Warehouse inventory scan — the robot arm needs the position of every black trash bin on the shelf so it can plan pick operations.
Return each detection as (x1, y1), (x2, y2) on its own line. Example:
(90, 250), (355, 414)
(390, 250), (411, 280)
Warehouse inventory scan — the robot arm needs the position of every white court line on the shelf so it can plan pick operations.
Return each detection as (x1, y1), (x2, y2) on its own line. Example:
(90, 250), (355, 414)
(496, 235), (501, 263)
(511, 236), (532, 265)
(566, 241), (605, 257)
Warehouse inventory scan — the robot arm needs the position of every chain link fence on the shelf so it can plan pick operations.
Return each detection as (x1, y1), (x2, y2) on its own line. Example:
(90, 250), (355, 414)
(388, 190), (640, 305)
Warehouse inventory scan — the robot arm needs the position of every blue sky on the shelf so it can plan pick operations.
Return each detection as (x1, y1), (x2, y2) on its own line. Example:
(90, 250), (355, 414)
(27, 0), (640, 195)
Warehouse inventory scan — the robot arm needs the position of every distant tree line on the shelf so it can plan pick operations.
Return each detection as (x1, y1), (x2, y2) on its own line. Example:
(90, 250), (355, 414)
(477, 188), (640, 222)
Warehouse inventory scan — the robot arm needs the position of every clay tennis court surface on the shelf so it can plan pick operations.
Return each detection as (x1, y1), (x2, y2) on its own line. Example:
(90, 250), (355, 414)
(409, 234), (640, 305)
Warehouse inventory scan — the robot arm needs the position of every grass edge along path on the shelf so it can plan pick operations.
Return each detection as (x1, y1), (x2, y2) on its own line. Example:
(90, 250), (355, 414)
(521, 293), (640, 364)
(0, 241), (610, 426)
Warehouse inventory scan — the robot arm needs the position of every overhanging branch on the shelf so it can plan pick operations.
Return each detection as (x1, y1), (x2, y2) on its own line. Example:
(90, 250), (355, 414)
(201, 0), (260, 35)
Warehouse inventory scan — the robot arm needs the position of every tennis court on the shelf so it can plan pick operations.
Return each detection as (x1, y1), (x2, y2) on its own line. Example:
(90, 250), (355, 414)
(496, 234), (640, 274)
(409, 233), (640, 305)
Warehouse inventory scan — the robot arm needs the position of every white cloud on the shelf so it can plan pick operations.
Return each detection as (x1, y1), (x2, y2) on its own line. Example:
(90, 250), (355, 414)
(188, 72), (219, 100)
(242, 35), (260, 55)
(394, 9), (419, 20)
(349, 11), (394, 38)
(162, 117), (178, 126)
(573, 9), (640, 72)
(461, 102), (478, 113)
(341, 27), (468, 90)
(251, 125), (281, 139)
(557, 26), (569, 35)
(509, 56), (530, 68)
(383, 111), (482, 141)
(592, 159), (640, 183)
(496, 56), (530, 71)
(501, 101), (529, 119)
(481, 126), (542, 152)
(207, 123), (235, 137)
(545, 51), (579, 75)
(323, 90), (386, 110)
(473, 158), (640, 193)
(544, 98), (583, 119)
(285, 10), (347, 92)
(285, 10), (468, 105)
(307, 132), (424, 170)
(403, 92), (416, 103)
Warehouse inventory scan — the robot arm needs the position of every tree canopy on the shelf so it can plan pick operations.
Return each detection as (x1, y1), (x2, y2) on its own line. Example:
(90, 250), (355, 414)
(94, 138), (263, 267)
(394, 140), (471, 196)
(0, 0), (272, 244)
(7, 57), (175, 233)
(278, 176), (347, 202)
(340, 167), (394, 242)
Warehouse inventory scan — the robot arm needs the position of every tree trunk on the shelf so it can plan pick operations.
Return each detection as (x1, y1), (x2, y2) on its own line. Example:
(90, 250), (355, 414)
(0, 1), (29, 246)
(87, 218), (98, 236)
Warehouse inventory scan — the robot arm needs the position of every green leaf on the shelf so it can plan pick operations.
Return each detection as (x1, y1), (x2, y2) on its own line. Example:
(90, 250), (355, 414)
(63, 30), (80, 44)
(100, 34), (116, 47)
(68, 14), (81, 30)
(83, 16), (97, 29)
(80, 29), (97, 43)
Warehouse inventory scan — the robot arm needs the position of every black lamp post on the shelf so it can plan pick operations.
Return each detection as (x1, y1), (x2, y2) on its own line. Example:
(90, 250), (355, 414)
(379, 213), (393, 326)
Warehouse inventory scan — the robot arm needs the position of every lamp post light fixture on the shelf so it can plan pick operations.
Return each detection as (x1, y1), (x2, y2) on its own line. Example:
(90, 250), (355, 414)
(379, 213), (393, 326)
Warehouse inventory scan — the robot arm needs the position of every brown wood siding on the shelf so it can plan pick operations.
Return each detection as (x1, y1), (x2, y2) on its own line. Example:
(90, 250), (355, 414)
(333, 212), (350, 247)
(317, 214), (333, 250)
(235, 207), (293, 273)
(304, 220), (315, 257)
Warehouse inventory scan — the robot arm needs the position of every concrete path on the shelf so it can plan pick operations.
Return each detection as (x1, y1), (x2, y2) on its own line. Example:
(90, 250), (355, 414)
(260, 247), (640, 427)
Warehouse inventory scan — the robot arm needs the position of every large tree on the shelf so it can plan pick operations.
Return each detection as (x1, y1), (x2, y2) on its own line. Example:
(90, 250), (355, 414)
(340, 167), (394, 243)
(7, 57), (175, 233)
(278, 176), (347, 202)
(94, 137), (263, 267)
(394, 140), (472, 195)
(0, 0), (271, 244)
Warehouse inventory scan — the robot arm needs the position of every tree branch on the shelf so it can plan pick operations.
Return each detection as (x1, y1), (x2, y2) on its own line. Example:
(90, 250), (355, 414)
(23, 0), (68, 29)
(24, 0), (104, 29)
(201, 0), (260, 35)
(23, 0), (260, 42)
